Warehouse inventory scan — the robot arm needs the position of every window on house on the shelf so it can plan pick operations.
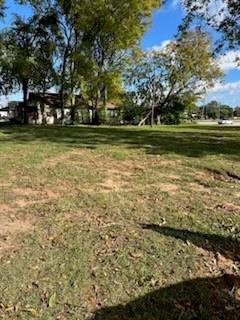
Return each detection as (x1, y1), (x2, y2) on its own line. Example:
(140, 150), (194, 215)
(109, 109), (118, 118)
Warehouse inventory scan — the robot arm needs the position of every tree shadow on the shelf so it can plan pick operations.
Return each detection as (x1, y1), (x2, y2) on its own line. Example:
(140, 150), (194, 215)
(92, 274), (240, 320)
(0, 124), (240, 159)
(91, 226), (240, 319)
(140, 224), (240, 262)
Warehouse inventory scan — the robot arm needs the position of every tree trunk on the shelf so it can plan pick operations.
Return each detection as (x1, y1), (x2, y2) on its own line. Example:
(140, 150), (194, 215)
(60, 86), (65, 125)
(157, 114), (161, 125)
(138, 110), (152, 127)
(92, 96), (100, 125)
(151, 104), (155, 127)
(60, 48), (68, 125)
(70, 96), (75, 125)
(22, 82), (28, 124)
(40, 88), (46, 125)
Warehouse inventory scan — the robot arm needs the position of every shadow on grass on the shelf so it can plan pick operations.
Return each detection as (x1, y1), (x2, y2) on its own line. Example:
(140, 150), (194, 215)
(0, 124), (240, 159)
(93, 274), (240, 320)
(92, 226), (240, 319)
(141, 224), (240, 262)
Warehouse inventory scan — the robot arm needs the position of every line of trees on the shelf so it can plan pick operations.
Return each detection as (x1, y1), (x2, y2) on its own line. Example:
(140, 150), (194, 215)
(124, 30), (221, 126)
(0, 0), (226, 126)
(0, 0), (160, 124)
(196, 101), (240, 120)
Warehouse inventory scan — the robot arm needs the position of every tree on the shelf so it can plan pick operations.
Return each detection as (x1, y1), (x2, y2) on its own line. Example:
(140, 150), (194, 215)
(181, 0), (240, 50)
(0, 0), (5, 17)
(126, 30), (222, 126)
(203, 100), (220, 119)
(71, 0), (161, 124)
(21, 0), (161, 124)
(234, 106), (240, 118)
(1, 13), (56, 123)
(220, 104), (233, 120)
(121, 92), (145, 124)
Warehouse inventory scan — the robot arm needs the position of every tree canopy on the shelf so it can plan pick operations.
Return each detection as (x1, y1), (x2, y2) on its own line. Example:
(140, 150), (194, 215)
(10, 0), (161, 123)
(182, 0), (240, 50)
(126, 30), (222, 126)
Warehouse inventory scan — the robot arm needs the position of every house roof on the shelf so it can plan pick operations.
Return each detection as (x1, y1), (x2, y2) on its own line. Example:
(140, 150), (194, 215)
(28, 92), (76, 107)
(27, 92), (120, 110)
(0, 106), (9, 111)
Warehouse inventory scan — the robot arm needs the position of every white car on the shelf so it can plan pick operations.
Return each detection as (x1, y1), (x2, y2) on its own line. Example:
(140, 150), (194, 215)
(218, 119), (233, 125)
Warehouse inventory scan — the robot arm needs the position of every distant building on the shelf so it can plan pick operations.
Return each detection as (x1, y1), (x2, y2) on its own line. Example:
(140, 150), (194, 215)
(6, 93), (121, 125)
(0, 106), (9, 119)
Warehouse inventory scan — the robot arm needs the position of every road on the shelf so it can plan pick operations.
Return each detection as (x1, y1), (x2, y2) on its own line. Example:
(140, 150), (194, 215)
(197, 120), (240, 126)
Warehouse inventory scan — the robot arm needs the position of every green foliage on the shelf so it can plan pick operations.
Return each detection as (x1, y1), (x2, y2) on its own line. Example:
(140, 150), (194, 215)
(12, 0), (161, 124)
(203, 100), (220, 119)
(121, 92), (145, 124)
(161, 96), (188, 125)
(234, 106), (240, 118)
(182, 0), (240, 49)
(200, 101), (234, 120)
(74, 0), (161, 113)
(126, 30), (221, 125)
(0, 13), (56, 104)
(220, 105), (233, 120)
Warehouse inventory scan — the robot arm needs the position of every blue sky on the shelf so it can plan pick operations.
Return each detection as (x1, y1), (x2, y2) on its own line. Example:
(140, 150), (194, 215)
(1, 0), (240, 107)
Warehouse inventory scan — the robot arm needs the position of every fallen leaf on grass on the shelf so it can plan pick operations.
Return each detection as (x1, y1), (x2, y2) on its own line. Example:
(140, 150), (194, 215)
(130, 252), (143, 258)
(48, 293), (56, 308)
(24, 306), (38, 316)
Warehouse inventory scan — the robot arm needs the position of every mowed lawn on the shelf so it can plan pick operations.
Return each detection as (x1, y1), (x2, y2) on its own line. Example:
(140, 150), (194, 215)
(0, 124), (240, 319)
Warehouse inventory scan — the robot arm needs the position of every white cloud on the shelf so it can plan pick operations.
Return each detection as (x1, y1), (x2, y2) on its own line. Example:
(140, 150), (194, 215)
(208, 80), (240, 93)
(182, 0), (227, 24)
(217, 51), (240, 72)
(172, 0), (182, 8)
(148, 40), (172, 53)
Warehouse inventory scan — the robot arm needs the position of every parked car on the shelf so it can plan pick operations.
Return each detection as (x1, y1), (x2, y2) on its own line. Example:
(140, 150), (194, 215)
(218, 119), (233, 125)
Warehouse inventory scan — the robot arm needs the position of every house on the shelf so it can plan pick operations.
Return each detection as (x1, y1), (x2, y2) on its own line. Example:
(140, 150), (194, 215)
(0, 106), (9, 120)
(25, 92), (73, 125)
(10, 92), (121, 125)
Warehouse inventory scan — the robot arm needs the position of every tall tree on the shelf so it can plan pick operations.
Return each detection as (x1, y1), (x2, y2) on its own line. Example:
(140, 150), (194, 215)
(19, 0), (161, 124)
(18, 0), (79, 123)
(70, 0), (161, 124)
(0, 0), (5, 17)
(181, 0), (240, 50)
(126, 30), (222, 126)
(203, 100), (221, 119)
(1, 12), (57, 123)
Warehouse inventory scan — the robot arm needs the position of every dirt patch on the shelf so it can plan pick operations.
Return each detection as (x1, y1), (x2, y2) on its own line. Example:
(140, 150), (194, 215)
(0, 215), (34, 257)
(149, 156), (182, 166)
(167, 174), (181, 180)
(40, 149), (87, 168)
(102, 159), (144, 174)
(157, 183), (179, 194)
(0, 204), (14, 213)
(12, 188), (60, 208)
(0, 217), (33, 236)
(189, 183), (211, 193)
(191, 170), (214, 180)
(99, 177), (130, 193)
(214, 202), (240, 214)
(13, 188), (40, 197)
(44, 189), (59, 199)
(0, 182), (11, 188)
(14, 199), (31, 208)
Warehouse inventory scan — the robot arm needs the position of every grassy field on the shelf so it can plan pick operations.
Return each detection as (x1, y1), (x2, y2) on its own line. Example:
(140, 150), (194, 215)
(0, 124), (240, 319)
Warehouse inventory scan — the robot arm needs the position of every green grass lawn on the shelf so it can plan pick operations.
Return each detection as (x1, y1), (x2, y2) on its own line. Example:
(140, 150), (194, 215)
(0, 124), (240, 319)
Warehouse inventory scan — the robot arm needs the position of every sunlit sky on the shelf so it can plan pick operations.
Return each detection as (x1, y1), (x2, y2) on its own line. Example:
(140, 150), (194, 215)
(1, 0), (240, 107)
